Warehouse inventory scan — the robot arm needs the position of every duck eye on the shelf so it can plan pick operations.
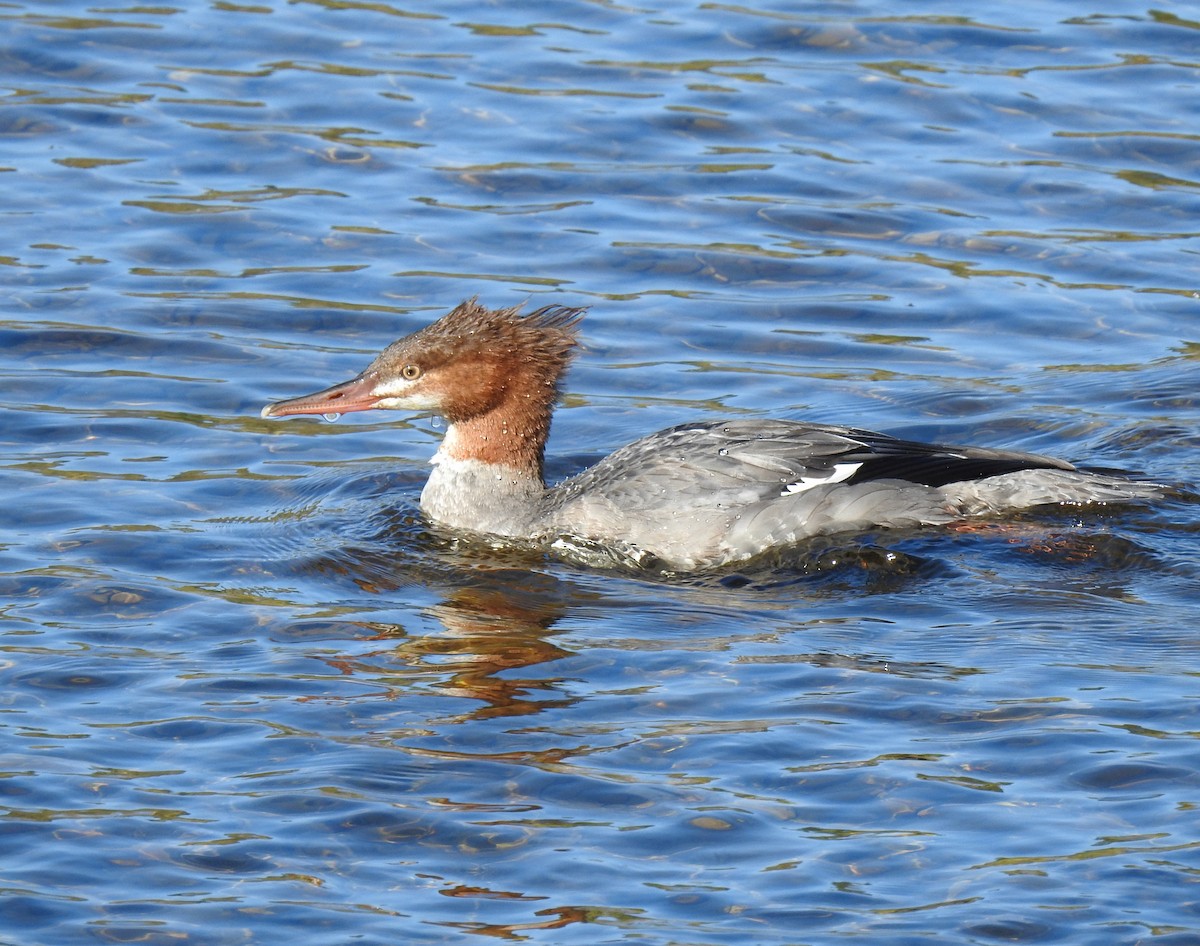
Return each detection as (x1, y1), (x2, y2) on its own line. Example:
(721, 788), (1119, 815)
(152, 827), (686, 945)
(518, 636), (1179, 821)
(401, 364), (421, 380)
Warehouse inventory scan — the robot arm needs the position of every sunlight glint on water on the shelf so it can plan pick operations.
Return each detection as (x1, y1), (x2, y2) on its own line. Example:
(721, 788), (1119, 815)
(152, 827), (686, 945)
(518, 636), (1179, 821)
(0, 2), (1197, 944)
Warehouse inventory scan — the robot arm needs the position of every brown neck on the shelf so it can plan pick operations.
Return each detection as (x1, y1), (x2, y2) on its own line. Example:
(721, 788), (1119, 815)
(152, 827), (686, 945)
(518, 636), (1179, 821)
(442, 378), (557, 484)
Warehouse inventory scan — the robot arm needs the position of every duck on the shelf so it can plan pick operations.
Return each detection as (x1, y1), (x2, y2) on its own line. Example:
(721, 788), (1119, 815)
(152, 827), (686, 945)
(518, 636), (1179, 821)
(262, 299), (1161, 570)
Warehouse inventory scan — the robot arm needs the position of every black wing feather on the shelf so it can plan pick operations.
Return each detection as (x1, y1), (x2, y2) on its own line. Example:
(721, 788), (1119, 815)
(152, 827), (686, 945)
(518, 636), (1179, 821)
(834, 426), (1074, 487)
(844, 453), (1063, 488)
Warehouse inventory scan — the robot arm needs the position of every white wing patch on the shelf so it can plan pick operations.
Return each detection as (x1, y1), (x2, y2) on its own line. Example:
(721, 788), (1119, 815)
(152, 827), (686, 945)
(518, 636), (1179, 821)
(781, 461), (863, 496)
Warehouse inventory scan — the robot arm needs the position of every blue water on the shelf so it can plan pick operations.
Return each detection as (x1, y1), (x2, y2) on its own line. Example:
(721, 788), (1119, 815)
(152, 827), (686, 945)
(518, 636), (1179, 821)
(2, 1), (1199, 944)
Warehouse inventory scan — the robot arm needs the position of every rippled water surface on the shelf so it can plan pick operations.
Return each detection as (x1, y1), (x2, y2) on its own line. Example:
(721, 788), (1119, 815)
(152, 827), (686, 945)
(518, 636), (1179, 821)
(3, 1), (1200, 943)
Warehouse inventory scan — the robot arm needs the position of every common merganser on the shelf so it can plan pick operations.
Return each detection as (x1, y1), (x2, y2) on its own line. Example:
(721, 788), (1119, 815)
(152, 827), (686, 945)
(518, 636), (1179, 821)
(261, 299), (1161, 571)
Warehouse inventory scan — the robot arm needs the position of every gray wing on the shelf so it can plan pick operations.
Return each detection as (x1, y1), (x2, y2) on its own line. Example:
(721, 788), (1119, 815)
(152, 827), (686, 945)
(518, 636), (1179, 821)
(722, 419), (1075, 489)
(575, 419), (1074, 499)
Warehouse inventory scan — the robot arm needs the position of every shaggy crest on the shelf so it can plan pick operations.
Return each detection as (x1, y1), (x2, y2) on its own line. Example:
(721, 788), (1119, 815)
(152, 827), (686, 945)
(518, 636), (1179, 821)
(381, 297), (584, 379)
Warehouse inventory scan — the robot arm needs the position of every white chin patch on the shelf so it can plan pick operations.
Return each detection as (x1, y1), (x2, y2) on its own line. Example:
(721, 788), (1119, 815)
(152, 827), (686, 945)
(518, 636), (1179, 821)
(376, 393), (438, 411)
(782, 461), (862, 496)
(372, 377), (416, 398)
(371, 379), (440, 412)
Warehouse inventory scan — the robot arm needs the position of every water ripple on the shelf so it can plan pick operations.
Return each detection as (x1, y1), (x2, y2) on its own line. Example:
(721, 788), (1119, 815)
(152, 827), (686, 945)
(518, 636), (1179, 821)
(1, 1), (1198, 944)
